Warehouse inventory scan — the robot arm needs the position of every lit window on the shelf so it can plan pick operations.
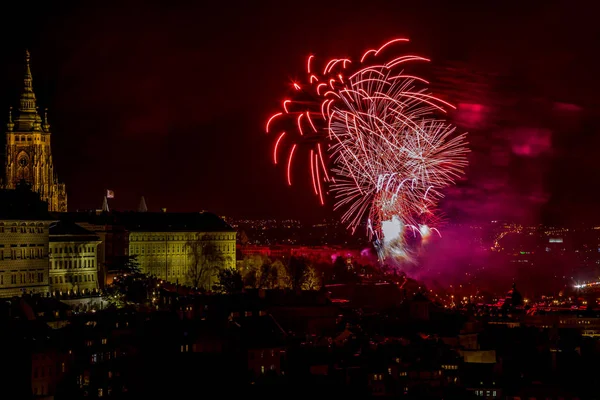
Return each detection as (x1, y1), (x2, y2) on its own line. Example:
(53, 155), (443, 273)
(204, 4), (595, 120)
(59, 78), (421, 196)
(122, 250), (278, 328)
(388, 367), (392, 375)
(261, 366), (265, 374)
(102, 338), (107, 345)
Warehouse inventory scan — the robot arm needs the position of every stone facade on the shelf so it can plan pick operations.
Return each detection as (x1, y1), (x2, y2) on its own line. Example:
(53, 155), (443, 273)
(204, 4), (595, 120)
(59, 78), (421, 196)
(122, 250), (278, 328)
(0, 219), (53, 297)
(0, 184), (55, 297)
(128, 230), (236, 286)
(4, 50), (67, 212)
(62, 211), (237, 289)
(49, 221), (101, 295)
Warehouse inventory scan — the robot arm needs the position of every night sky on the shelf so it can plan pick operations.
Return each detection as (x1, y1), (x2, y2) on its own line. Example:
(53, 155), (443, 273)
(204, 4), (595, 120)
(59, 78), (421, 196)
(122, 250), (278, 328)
(0, 0), (598, 224)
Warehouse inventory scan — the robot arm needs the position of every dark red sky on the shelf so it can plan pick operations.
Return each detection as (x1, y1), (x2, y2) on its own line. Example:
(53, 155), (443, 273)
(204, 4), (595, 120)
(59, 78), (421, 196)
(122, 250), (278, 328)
(0, 0), (598, 224)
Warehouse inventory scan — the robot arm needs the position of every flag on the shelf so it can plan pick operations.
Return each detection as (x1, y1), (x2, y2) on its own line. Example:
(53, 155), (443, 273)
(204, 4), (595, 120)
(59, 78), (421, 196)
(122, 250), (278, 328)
(106, 189), (114, 199)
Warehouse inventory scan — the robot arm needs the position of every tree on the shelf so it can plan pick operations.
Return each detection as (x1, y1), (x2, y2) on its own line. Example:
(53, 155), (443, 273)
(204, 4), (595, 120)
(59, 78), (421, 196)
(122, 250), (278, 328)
(214, 268), (244, 294)
(270, 259), (288, 289)
(258, 262), (271, 289)
(108, 255), (141, 274)
(239, 254), (270, 288)
(185, 234), (224, 289)
(302, 266), (322, 290)
(286, 256), (309, 291)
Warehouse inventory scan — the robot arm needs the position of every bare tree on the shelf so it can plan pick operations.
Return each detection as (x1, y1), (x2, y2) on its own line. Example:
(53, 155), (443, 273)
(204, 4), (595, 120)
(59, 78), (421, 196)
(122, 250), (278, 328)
(302, 266), (322, 290)
(185, 234), (224, 289)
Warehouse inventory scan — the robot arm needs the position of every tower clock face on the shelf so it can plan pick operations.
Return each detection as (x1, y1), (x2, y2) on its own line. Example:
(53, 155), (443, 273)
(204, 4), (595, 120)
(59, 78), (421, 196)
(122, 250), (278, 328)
(19, 158), (28, 167)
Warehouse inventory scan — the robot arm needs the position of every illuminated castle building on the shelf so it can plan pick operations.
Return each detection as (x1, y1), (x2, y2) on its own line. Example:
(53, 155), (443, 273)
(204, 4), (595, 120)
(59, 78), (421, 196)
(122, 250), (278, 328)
(0, 182), (54, 297)
(4, 50), (67, 212)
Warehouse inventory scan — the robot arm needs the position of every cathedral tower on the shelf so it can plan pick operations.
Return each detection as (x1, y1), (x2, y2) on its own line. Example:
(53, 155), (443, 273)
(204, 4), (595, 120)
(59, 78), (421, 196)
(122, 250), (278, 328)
(4, 50), (67, 212)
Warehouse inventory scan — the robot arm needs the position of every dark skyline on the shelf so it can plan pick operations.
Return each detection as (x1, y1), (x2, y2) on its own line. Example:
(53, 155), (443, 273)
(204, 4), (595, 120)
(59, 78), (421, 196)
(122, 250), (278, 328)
(0, 0), (598, 224)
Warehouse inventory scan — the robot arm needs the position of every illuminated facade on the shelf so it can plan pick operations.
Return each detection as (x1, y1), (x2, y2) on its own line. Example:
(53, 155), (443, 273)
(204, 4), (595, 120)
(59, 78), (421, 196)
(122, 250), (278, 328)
(4, 50), (67, 212)
(65, 211), (236, 288)
(129, 230), (236, 285)
(0, 184), (54, 297)
(49, 221), (101, 295)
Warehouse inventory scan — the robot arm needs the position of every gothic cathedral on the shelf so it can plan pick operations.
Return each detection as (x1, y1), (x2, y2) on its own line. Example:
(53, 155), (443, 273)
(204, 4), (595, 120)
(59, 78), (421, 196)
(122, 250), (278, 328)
(4, 51), (67, 211)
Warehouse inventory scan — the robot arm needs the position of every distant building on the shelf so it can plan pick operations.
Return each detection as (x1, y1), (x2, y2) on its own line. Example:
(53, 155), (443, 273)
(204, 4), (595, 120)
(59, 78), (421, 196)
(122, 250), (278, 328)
(60, 211), (236, 288)
(49, 221), (101, 295)
(126, 212), (236, 286)
(0, 182), (55, 297)
(3, 51), (67, 211)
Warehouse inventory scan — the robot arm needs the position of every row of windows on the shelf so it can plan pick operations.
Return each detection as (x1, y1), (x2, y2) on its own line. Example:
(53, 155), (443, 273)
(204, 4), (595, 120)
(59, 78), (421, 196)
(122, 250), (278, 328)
(441, 365), (458, 370)
(85, 338), (108, 347)
(131, 234), (235, 242)
(32, 385), (48, 396)
(0, 248), (44, 260)
(50, 274), (95, 284)
(91, 351), (114, 364)
(50, 246), (95, 254)
(133, 245), (185, 254)
(559, 319), (597, 325)
(259, 365), (277, 374)
(131, 244), (234, 255)
(145, 267), (187, 278)
(0, 272), (44, 285)
(0, 226), (45, 233)
(13, 135), (46, 142)
(51, 259), (95, 269)
(474, 390), (497, 397)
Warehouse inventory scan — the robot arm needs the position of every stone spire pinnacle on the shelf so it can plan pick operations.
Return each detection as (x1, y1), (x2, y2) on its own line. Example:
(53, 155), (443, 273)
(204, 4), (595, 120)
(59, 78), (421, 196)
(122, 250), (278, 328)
(138, 196), (148, 212)
(43, 108), (50, 131)
(20, 49), (37, 113)
(102, 196), (110, 213)
(7, 107), (14, 131)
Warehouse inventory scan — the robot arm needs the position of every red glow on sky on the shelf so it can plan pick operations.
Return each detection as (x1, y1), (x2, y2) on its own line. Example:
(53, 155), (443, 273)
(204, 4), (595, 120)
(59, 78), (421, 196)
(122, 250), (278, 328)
(510, 128), (552, 157)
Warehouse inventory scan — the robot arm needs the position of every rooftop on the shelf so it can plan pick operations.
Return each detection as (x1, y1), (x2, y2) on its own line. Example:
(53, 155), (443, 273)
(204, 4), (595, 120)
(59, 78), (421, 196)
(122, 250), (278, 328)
(49, 220), (99, 242)
(56, 210), (235, 233)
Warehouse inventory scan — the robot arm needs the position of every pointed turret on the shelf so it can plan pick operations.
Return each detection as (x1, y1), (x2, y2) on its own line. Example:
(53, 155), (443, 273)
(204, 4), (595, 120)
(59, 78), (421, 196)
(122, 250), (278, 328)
(138, 196), (148, 212)
(43, 108), (50, 131)
(101, 196), (110, 213)
(20, 50), (37, 113)
(7, 107), (14, 131)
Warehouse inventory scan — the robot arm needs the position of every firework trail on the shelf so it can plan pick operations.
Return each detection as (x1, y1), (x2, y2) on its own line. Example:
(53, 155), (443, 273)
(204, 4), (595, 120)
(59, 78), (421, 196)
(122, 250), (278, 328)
(265, 38), (468, 264)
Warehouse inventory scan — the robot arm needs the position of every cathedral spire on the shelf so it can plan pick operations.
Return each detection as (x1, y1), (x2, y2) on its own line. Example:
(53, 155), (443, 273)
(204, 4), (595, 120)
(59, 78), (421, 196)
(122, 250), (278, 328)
(19, 49), (38, 113)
